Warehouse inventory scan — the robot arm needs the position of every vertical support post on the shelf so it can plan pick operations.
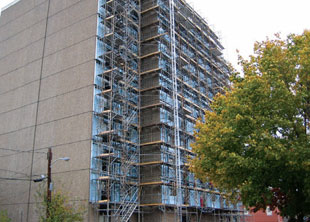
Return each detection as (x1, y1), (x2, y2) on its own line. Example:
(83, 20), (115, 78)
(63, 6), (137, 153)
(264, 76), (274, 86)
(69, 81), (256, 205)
(47, 148), (52, 219)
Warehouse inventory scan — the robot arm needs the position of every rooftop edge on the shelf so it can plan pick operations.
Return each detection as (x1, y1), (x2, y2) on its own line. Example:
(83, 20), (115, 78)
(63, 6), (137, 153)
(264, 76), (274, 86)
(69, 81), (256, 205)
(0, 0), (21, 16)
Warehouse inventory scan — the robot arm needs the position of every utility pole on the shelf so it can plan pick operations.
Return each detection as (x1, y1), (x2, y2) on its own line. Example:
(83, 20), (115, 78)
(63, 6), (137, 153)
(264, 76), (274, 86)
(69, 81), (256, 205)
(47, 148), (52, 219)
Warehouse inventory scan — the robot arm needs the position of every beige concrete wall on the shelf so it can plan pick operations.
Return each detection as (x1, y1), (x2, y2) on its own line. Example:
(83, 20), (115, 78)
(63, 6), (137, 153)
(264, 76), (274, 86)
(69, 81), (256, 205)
(0, 0), (97, 221)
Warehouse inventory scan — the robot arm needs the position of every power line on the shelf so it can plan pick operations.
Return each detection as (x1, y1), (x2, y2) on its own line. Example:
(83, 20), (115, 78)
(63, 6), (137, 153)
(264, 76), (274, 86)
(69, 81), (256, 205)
(0, 151), (33, 158)
(0, 147), (46, 154)
(0, 177), (31, 181)
(0, 148), (46, 158)
(0, 138), (92, 159)
(0, 199), (88, 206)
(0, 110), (93, 138)
(0, 169), (28, 176)
(0, 155), (48, 184)
(0, 168), (90, 181)
(0, 83), (94, 117)
(0, 147), (29, 152)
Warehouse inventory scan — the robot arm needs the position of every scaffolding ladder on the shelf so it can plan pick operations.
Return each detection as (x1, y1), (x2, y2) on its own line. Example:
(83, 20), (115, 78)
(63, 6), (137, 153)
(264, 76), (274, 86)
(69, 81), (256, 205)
(169, 0), (183, 221)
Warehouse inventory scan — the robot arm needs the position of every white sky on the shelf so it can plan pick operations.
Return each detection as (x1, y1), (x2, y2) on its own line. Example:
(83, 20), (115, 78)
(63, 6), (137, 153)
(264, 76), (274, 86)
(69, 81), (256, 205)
(188, 0), (310, 69)
(1, 0), (310, 69)
(0, 0), (17, 11)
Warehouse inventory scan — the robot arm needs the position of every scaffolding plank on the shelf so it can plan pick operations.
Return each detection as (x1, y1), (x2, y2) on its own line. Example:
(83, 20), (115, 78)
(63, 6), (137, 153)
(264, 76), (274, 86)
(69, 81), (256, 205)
(140, 85), (161, 92)
(139, 161), (163, 166)
(140, 181), (164, 186)
(98, 89), (112, 96)
(98, 176), (111, 180)
(118, 138), (138, 146)
(105, 15), (114, 20)
(95, 109), (111, 117)
(140, 203), (164, 207)
(140, 103), (161, 110)
(140, 68), (161, 76)
(140, 51), (160, 59)
(97, 153), (115, 158)
(98, 200), (109, 204)
(178, 146), (193, 154)
(183, 107), (192, 114)
(181, 95), (202, 110)
(179, 54), (188, 63)
(140, 140), (163, 147)
(98, 68), (117, 77)
(141, 5), (159, 14)
(142, 33), (167, 42)
(104, 32), (113, 37)
(97, 130), (114, 137)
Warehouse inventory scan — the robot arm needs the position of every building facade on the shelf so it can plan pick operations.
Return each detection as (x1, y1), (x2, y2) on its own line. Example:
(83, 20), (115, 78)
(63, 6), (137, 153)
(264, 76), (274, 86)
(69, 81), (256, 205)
(0, 0), (243, 221)
(250, 209), (283, 222)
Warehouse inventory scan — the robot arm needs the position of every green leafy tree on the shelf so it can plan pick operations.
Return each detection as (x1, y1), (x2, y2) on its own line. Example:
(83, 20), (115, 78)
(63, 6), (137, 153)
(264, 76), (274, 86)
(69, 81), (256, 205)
(36, 188), (84, 222)
(0, 210), (11, 222)
(191, 30), (310, 222)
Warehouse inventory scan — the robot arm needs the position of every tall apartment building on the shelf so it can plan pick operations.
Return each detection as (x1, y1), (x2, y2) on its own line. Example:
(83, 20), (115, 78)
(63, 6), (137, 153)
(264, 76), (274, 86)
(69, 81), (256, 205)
(0, 0), (244, 221)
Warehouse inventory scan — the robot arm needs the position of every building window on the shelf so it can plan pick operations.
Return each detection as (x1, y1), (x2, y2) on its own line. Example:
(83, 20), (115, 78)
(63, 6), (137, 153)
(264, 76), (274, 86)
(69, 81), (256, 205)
(266, 206), (273, 216)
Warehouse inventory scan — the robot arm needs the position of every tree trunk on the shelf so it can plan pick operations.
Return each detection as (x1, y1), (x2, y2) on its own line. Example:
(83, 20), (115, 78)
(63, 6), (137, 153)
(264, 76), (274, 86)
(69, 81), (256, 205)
(288, 215), (305, 222)
(297, 214), (304, 222)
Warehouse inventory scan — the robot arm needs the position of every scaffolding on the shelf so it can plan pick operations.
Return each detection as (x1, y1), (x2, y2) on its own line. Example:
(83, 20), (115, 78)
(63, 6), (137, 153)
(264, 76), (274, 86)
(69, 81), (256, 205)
(90, 0), (245, 221)
(139, 0), (240, 221)
(90, 0), (140, 221)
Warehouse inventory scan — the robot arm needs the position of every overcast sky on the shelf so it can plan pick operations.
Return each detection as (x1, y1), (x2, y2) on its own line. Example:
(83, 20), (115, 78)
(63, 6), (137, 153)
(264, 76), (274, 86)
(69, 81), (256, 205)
(0, 0), (16, 11)
(188, 0), (310, 69)
(1, 0), (310, 69)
